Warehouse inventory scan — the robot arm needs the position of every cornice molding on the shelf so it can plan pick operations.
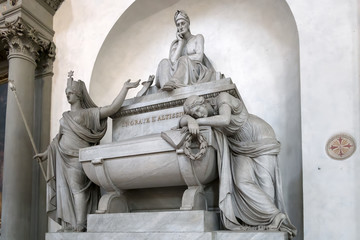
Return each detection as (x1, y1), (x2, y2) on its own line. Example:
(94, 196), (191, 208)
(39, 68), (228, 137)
(0, 4), (55, 37)
(112, 89), (237, 118)
(35, 0), (64, 15)
(0, 17), (51, 62)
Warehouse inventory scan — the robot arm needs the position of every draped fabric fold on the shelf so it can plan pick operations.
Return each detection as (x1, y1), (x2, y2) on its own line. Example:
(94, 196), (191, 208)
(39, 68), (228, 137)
(156, 37), (215, 88)
(214, 129), (296, 238)
(46, 108), (106, 228)
(204, 92), (297, 238)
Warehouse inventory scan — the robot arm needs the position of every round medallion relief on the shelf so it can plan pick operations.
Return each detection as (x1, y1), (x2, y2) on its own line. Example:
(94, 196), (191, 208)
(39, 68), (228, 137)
(326, 134), (356, 160)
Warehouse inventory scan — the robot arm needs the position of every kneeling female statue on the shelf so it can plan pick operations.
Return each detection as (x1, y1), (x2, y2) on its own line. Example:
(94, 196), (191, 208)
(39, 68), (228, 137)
(155, 10), (215, 91)
(35, 72), (140, 232)
(180, 93), (297, 238)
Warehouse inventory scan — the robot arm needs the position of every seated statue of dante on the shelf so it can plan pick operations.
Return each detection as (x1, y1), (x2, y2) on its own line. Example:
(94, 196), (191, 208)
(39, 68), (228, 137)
(155, 10), (215, 91)
(180, 93), (297, 239)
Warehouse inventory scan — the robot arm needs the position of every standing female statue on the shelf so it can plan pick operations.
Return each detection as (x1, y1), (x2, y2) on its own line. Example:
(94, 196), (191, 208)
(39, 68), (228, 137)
(180, 92), (297, 238)
(35, 72), (140, 232)
(155, 10), (215, 91)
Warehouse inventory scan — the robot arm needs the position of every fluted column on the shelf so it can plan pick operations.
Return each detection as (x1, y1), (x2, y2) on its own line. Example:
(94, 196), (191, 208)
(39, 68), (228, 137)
(0, 17), (50, 240)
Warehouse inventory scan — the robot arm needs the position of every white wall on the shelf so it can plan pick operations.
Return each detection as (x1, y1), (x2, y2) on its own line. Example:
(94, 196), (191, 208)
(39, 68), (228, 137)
(287, 1), (360, 239)
(52, 0), (135, 137)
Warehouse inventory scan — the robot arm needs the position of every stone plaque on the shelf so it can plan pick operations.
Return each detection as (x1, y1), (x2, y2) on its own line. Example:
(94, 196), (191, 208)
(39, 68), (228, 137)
(112, 78), (239, 141)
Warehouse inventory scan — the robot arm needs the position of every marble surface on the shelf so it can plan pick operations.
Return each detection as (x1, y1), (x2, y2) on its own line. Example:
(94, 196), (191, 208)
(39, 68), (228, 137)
(87, 211), (219, 232)
(215, 231), (288, 240)
(112, 78), (238, 141)
(46, 232), (213, 240)
(46, 231), (288, 240)
(80, 127), (217, 191)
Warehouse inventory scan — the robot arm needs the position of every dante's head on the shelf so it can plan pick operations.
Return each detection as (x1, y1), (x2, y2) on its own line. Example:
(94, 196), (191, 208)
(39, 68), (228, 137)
(174, 10), (190, 35)
(174, 10), (190, 24)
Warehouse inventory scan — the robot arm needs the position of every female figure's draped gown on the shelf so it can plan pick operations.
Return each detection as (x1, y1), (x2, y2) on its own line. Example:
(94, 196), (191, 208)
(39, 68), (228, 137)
(46, 108), (107, 229)
(212, 93), (296, 238)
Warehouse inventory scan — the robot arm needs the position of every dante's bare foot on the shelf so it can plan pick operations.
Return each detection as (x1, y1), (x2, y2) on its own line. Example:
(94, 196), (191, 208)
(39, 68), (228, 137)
(162, 81), (176, 91)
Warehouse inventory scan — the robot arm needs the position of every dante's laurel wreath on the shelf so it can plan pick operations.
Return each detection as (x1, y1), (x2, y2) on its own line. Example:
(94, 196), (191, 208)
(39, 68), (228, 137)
(183, 133), (208, 161)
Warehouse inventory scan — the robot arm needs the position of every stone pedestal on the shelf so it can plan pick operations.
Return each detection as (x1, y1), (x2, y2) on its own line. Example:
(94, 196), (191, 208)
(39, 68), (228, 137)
(46, 211), (288, 240)
(46, 231), (287, 240)
(87, 211), (219, 232)
(214, 231), (288, 240)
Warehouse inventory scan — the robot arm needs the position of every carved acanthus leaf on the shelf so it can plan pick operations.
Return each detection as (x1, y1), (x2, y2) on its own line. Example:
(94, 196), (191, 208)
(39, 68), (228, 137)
(0, 17), (51, 61)
(36, 0), (64, 13)
(44, 0), (64, 11)
(36, 41), (56, 74)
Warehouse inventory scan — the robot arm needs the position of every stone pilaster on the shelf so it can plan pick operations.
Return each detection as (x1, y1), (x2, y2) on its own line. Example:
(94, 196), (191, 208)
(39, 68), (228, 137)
(0, 17), (51, 240)
(33, 41), (56, 240)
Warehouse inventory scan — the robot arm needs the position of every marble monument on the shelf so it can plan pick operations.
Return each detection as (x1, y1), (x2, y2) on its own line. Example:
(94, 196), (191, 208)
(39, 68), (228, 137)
(47, 10), (296, 240)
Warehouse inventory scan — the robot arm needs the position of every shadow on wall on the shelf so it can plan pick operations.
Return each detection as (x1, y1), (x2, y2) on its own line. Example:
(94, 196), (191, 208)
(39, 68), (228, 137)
(90, 0), (303, 239)
(0, 82), (8, 229)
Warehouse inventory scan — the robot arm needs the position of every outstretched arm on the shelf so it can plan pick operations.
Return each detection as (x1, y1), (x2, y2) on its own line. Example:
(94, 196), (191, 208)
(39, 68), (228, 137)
(99, 79), (140, 119)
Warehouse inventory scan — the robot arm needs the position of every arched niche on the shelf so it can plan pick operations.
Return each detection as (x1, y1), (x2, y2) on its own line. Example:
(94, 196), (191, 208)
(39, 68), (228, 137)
(90, 0), (303, 239)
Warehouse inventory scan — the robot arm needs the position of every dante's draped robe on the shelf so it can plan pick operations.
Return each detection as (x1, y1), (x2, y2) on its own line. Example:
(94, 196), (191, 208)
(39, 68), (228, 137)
(156, 34), (215, 88)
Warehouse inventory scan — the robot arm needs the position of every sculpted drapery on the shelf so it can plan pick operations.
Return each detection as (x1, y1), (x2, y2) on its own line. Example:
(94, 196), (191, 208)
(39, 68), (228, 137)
(155, 37), (215, 89)
(155, 10), (215, 91)
(35, 72), (140, 232)
(181, 92), (297, 238)
(46, 108), (107, 230)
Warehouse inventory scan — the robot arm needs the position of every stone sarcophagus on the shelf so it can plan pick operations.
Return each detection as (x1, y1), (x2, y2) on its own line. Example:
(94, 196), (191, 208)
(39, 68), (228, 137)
(79, 79), (241, 213)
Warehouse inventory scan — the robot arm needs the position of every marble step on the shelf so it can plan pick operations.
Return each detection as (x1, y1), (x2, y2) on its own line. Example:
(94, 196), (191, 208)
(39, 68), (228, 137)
(87, 210), (220, 232)
(46, 231), (288, 240)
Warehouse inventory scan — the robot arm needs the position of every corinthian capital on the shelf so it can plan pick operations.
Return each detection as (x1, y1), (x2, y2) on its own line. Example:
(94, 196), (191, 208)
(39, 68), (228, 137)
(0, 17), (51, 62)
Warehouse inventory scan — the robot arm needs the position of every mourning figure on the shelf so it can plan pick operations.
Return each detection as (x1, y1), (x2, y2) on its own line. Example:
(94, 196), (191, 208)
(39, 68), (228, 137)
(155, 10), (215, 91)
(34, 72), (140, 232)
(180, 92), (297, 238)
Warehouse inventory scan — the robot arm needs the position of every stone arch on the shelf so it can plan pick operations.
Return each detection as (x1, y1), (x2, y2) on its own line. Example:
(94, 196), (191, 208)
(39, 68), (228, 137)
(90, 0), (303, 238)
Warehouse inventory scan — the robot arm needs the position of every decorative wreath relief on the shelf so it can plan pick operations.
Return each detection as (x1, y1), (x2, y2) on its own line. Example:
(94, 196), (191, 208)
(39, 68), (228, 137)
(183, 133), (208, 161)
(326, 134), (356, 160)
